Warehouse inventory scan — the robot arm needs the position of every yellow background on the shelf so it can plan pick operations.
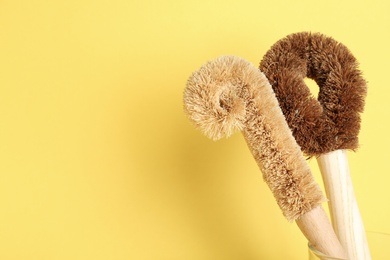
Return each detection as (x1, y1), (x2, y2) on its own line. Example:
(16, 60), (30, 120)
(0, 0), (389, 259)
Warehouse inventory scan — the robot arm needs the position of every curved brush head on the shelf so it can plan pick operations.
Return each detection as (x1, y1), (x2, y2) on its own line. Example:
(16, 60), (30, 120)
(184, 56), (325, 221)
(260, 32), (367, 156)
(184, 56), (247, 140)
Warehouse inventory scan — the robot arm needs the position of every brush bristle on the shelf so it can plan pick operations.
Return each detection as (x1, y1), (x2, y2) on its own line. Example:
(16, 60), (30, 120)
(184, 56), (247, 140)
(184, 56), (325, 221)
(260, 32), (367, 156)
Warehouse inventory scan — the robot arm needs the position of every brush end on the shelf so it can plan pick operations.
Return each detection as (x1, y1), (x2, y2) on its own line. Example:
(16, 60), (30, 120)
(183, 56), (256, 140)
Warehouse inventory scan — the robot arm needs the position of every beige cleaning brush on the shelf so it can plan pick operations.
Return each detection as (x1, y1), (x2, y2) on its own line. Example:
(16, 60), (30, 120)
(260, 32), (370, 259)
(184, 56), (347, 259)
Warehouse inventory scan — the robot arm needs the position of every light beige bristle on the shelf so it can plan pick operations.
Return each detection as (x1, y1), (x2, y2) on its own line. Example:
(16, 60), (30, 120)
(184, 56), (325, 221)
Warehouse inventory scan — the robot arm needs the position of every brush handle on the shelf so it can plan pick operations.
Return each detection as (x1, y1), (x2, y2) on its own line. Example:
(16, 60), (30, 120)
(317, 150), (371, 260)
(296, 206), (347, 259)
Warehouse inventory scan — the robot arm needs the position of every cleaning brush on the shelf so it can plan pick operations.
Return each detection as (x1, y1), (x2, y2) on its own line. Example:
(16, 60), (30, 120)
(183, 56), (347, 258)
(260, 32), (370, 259)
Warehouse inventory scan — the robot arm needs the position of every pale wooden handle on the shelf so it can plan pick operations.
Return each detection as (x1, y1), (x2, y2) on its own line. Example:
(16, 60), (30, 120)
(296, 206), (347, 259)
(317, 150), (371, 260)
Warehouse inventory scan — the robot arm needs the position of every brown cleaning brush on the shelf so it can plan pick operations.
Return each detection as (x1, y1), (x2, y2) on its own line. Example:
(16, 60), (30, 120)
(260, 32), (370, 259)
(183, 56), (347, 259)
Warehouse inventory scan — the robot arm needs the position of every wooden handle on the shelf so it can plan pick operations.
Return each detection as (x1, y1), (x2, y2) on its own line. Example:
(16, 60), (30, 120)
(296, 206), (347, 259)
(317, 150), (371, 260)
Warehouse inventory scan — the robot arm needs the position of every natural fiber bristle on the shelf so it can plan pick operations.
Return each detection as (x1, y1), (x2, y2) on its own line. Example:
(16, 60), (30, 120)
(260, 32), (367, 156)
(184, 56), (325, 221)
(184, 56), (247, 140)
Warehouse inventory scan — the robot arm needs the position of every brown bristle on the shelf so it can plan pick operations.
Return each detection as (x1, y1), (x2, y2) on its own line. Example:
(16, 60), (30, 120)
(184, 56), (325, 221)
(259, 32), (367, 156)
